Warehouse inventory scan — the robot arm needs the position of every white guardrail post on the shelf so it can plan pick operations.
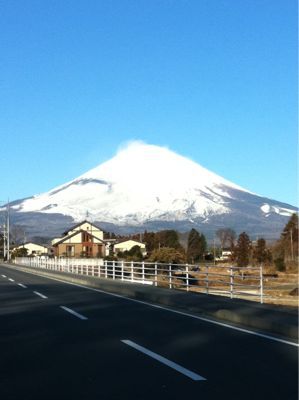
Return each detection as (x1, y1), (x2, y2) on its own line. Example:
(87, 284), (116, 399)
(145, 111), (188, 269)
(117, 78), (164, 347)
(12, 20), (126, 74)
(169, 263), (172, 289)
(142, 261), (145, 282)
(154, 262), (158, 287)
(260, 264), (264, 304)
(205, 265), (209, 294)
(230, 266), (234, 299)
(131, 261), (134, 282)
(186, 264), (189, 291)
(121, 261), (124, 281)
(112, 260), (115, 280)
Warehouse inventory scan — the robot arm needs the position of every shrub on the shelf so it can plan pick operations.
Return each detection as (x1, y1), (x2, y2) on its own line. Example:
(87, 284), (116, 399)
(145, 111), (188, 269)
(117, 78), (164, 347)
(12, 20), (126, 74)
(148, 247), (186, 264)
(12, 247), (28, 259)
(274, 257), (286, 272)
(104, 255), (118, 261)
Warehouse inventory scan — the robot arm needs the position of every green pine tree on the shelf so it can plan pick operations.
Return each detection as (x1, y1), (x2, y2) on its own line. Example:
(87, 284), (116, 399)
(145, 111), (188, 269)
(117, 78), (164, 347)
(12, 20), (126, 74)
(157, 230), (181, 249)
(143, 231), (158, 253)
(187, 229), (207, 263)
(235, 232), (251, 267)
(281, 213), (298, 261)
(199, 233), (207, 257)
(187, 229), (201, 263)
(253, 238), (272, 265)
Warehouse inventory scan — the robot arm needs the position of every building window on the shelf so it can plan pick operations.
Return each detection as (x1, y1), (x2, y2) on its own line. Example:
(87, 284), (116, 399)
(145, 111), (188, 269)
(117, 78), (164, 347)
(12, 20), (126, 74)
(82, 232), (92, 243)
(66, 245), (75, 257)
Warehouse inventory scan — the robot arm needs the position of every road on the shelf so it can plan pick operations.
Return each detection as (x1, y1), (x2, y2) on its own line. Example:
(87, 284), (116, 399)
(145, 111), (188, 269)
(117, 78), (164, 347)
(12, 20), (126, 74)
(0, 264), (298, 400)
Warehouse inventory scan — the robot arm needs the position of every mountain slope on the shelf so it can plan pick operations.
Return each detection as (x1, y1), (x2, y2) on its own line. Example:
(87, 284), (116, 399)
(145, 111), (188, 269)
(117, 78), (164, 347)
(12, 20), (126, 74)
(8, 142), (297, 238)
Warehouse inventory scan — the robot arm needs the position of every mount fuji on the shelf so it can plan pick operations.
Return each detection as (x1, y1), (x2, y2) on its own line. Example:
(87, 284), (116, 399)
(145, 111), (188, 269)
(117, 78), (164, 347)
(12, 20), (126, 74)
(7, 142), (297, 239)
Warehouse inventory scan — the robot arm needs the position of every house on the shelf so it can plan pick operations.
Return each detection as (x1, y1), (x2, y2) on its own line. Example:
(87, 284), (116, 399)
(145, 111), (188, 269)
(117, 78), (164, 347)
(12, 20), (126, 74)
(114, 239), (147, 256)
(52, 221), (111, 258)
(221, 250), (232, 260)
(13, 242), (49, 256)
(215, 249), (232, 262)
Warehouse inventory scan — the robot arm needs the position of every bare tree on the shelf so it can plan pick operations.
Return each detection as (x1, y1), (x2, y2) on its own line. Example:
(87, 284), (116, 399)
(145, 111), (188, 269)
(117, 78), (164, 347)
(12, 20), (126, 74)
(10, 225), (26, 246)
(216, 228), (236, 249)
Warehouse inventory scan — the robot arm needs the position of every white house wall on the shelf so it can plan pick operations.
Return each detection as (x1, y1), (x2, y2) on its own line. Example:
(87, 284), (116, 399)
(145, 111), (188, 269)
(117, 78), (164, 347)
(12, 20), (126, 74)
(66, 233), (82, 244)
(114, 240), (146, 253)
(16, 243), (48, 255)
(68, 222), (104, 241)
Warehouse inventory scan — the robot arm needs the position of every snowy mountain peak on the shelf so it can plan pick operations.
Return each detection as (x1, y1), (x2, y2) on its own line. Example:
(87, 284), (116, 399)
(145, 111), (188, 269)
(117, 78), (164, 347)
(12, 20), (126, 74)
(12, 141), (296, 231)
(81, 141), (249, 193)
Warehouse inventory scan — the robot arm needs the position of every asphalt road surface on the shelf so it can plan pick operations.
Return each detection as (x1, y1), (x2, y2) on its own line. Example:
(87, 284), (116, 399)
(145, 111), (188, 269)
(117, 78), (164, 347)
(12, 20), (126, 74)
(0, 264), (298, 400)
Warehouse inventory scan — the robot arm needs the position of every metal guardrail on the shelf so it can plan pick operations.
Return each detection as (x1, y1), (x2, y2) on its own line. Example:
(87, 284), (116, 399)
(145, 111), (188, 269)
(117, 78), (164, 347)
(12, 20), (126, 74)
(14, 257), (264, 303)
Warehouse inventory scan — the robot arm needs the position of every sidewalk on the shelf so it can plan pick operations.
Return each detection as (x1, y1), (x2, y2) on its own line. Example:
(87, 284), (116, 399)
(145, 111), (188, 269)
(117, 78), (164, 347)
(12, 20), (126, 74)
(6, 263), (299, 341)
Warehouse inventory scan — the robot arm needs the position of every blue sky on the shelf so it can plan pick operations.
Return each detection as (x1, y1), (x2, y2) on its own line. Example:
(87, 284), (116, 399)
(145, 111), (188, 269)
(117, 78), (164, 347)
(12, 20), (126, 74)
(0, 0), (297, 206)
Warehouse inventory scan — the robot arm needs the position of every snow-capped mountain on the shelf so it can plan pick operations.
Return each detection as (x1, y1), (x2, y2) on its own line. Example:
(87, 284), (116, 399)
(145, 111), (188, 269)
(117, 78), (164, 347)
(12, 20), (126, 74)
(8, 142), (297, 238)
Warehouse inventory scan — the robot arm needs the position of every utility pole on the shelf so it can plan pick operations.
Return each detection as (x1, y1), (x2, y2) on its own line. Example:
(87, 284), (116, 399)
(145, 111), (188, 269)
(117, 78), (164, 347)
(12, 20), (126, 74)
(7, 201), (10, 262)
(3, 223), (6, 260)
(0, 200), (8, 261)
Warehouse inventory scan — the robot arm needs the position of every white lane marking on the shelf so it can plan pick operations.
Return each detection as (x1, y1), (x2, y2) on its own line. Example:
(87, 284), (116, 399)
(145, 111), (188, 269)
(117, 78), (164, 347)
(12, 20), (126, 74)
(8, 265), (299, 347)
(33, 291), (48, 299)
(1, 274), (7, 278)
(60, 306), (88, 320)
(49, 278), (299, 347)
(8, 278), (15, 282)
(18, 283), (27, 288)
(122, 339), (206, 381)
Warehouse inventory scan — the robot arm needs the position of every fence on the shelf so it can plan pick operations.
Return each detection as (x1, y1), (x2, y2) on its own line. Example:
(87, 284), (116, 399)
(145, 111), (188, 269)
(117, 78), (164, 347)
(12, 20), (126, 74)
(14, 257), (264, 303)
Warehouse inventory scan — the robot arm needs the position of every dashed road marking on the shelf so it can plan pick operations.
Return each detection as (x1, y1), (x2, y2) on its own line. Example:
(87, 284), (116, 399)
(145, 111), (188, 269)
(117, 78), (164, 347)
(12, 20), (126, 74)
(60, 306), (88, 320)
(33, 291), (48, 299)
(121, 339), (206, 381)
(8, 278), (15, 282)
(18, 283), (27, 288)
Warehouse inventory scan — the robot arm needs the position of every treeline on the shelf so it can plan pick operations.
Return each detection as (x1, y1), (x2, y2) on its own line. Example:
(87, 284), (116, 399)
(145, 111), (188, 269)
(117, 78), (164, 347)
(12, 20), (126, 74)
(109, 229), (208, 264)
(144, 229), (208, 264)
(113, 213), (298, 270)
(227, 213), (298, 270)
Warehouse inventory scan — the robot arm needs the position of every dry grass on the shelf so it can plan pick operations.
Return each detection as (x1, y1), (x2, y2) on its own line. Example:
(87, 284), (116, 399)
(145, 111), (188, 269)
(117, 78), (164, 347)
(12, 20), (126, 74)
(156, 264), (299, 308)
